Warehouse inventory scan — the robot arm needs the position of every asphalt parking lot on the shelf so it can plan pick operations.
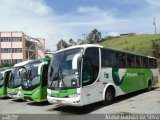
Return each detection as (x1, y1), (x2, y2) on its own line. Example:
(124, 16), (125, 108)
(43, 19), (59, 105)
(0, 87), (160, 115)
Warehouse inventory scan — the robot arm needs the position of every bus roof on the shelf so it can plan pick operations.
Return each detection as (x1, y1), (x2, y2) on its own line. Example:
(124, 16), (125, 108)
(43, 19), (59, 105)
(54, 44), (103, 54)
(13, 60), (33, 67)
(0, 66), (12, 71)
(54, 44), (157, 59)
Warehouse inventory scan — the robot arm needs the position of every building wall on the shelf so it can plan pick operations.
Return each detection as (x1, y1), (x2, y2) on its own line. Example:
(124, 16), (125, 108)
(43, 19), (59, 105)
(0, 31), (45, 65)
(36, 38), (45, 59)
(0, 32), (25, 65)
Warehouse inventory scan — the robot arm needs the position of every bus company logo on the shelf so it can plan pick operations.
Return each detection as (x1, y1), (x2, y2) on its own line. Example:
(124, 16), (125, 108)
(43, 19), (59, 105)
(126, 73), (138, 77)
(104, 72), (109, 79)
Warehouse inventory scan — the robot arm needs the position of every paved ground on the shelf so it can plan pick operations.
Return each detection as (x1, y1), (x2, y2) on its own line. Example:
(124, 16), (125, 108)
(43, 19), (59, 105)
(0, 88), (160, 115)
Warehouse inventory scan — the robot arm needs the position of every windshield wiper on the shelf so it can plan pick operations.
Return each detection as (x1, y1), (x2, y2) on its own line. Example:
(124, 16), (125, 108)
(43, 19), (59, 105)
(58, 68), (67, 90)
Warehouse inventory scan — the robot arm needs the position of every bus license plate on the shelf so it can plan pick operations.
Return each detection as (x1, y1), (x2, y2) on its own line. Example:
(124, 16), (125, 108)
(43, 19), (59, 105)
(56, 100), (62, 104)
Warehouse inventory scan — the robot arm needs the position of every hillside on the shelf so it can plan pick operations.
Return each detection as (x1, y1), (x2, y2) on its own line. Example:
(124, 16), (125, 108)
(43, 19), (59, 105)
(99, 34), (160, 57)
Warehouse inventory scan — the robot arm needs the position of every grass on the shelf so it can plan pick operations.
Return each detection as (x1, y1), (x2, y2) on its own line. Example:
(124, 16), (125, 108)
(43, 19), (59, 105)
(99, 34), (160, 57)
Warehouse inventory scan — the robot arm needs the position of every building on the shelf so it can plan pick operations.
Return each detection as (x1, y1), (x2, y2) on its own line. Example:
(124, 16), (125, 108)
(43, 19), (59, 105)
(120, 33), (136, 36)
(0, 31), (45, 65)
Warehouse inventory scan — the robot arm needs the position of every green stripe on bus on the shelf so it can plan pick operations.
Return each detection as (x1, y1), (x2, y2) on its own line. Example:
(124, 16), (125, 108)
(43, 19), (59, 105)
(51, 88), (77, 98)
(112, 68), (154, 93)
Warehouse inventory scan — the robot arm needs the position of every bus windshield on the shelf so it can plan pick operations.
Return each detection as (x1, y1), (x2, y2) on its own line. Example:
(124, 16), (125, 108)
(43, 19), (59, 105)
(8, 67), (22, 88)
(0, 68), (6, 87)
(48, 48), (82, 90)
(21, 62), (41, 89)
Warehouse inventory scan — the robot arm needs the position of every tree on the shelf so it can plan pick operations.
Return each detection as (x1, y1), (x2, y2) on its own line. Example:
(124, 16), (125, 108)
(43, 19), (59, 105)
(69, 38), (76, 46)
(86, 29), (101, 43)
(45, 49), (51, 52)
(76, 39), (88, 45)
(152, 39), (160, 59)
(0, 63), (14, 68)
(56, 39), (69, 50)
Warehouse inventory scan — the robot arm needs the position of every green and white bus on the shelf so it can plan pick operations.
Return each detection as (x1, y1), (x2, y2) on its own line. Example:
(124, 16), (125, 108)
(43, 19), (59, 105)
(47, 44), (158, 106)
(0, 67), (12, 97)
(21, 58), (50, 102)
(7, 60), (33, 99)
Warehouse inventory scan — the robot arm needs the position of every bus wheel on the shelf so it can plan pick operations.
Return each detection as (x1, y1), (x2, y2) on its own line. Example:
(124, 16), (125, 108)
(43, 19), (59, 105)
(147, 80), (152, 91)
(102, 87), (115, 105)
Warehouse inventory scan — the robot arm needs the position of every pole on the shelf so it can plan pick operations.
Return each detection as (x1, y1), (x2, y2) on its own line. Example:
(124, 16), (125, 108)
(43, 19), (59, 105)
(28, 49), (29, 60)
(61, 39), (63, 49)
(153, 17), (157, 35)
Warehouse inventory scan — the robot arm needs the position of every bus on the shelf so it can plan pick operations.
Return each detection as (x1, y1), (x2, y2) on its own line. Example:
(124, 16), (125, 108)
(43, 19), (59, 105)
(7, 60), (33, 99)
(21, 58), (50, 102)
(47, 44), (158, 106)
(0, 67), (12, 97)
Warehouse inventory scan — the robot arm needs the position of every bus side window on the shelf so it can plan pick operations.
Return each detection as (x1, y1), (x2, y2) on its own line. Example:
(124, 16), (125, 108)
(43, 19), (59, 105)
(121, 54), (127, 67)
(117, 53), (126, 67)
(148, 59), (152, 68)
(82, 48), (99, 86)
(153, 59), (157, 68)
(126, 55), (134, 67)
(101, 49), (112, 67)
(135, 56), (141, 67)
(42, 64), (48, 87)
(143, 58), (149, 68)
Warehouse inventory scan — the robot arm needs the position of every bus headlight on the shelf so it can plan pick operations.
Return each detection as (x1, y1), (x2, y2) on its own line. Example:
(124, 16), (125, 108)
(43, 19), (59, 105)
(47, 89), (51, 97)
(68, 93), (80, 98)
(33, 89), (40, 95)
(18, 86), (21, 90)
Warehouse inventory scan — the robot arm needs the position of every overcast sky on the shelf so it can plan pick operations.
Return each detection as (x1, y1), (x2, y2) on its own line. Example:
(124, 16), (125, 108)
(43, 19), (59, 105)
(0, 0), (160, 51)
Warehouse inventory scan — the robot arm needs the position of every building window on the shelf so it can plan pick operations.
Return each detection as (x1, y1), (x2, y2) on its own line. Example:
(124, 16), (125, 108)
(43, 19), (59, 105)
(1, 59), (12, 64)
(12, 48), (22, 53)
(12, 37), (22, 42)
(12, 59), (22, 64)
(0, 37), (11, 42)
(1, 48), (11, 53)
(1, 48), (22, 53)
(0, 37), (22, 42)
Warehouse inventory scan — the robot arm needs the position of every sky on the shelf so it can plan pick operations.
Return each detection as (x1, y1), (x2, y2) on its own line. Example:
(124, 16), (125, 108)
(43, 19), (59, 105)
(0, 0), (160, 51)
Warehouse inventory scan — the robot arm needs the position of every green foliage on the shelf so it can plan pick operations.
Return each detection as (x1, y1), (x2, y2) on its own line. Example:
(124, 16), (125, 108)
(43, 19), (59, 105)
(68, 38), (77, 46)
(86, 29), (101, 43)
(99, 34), (160, 67)
(158, 59), (160, 68)
(0, 63), (13, 68)
(56, 39), (69, 50)
(99, 34), (160, 56)
(151, 39), (160, 59)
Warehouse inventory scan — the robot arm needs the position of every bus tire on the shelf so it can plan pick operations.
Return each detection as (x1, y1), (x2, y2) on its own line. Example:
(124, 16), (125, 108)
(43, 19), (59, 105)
(102, 87), (115, 105)
(146, 80), (152, 92)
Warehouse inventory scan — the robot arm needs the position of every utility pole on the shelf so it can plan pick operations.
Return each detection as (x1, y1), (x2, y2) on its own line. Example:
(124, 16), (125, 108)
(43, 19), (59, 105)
(60, 39), (63, 50)
(82, 33), (86, 44)
(82, 34), (86, 40)
(153, 17), (157, 35)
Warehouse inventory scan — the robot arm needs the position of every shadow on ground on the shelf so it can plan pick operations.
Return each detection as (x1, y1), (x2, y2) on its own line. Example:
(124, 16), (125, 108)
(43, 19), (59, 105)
(49, 88), (156, 114)
(12, 99), (27, 102)
(0, 96), (11, 100)
(27, 101), (51, 106)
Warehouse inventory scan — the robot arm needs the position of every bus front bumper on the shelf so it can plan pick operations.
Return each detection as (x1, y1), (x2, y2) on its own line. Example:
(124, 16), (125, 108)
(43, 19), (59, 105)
(47, 95), (82, 106)
(7, 91), (22, 99)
